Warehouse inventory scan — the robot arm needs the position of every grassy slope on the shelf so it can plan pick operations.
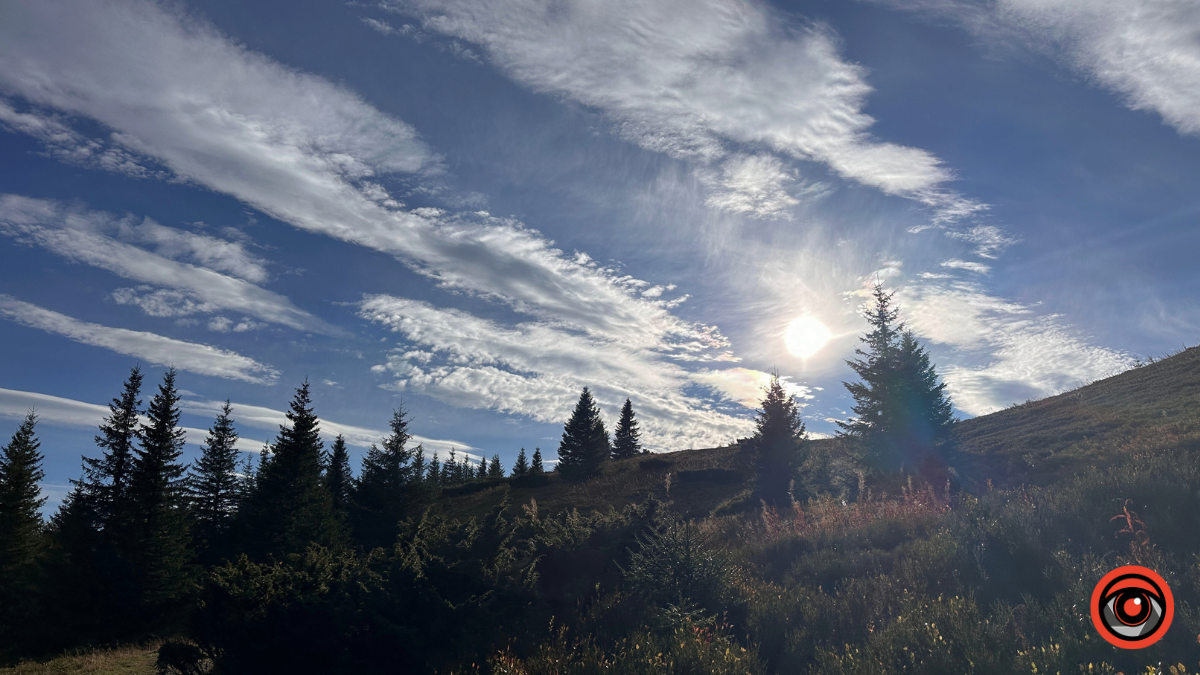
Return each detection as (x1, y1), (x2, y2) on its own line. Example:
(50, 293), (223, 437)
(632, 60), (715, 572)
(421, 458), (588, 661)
(0, 645), (157, 675)
(440, 346), (1200, 517)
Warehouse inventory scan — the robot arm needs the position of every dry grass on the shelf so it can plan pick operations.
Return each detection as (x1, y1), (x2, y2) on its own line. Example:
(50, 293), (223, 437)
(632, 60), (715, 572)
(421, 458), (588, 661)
(0, 643), (158, 675)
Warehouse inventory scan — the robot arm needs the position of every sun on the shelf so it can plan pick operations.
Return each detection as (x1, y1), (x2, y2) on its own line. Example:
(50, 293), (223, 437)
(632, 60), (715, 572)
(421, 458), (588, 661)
(784, 315), (832, 359)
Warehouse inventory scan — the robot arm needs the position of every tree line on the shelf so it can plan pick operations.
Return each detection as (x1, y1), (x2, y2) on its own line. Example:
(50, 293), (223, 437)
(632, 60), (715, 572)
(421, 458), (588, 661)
(0, 283), (956, 668)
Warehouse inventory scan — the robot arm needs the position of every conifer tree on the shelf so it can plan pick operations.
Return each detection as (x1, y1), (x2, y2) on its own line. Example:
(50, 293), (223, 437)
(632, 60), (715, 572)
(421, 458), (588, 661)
(511, 448), (529, 477)
(186, 401), (240, 560)
(128, 368), (194, 610)
(837, 284), (955, 470)
(488, 454), (503, 479)
(611, 398), (642, 459)
(0, 412), (45, 650)
(353, 408), (417, 549)
(749, 373), (807, 505)
(477, 456), (487, 480)
(557, 387), (610, 480)
(325, 435), (353, 516)
(442, 449), (459, 485)
(243, 380), (343, 557)
(0, 411), (45, 581)
(82, 366), (144, 530)
(530, 448), (545, 475)
(427, 452), (442, 486)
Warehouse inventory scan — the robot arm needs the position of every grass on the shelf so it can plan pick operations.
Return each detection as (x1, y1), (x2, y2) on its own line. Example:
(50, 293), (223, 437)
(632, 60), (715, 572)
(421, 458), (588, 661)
(0, 644), (158, 675)
(436, 345), (1200, 521)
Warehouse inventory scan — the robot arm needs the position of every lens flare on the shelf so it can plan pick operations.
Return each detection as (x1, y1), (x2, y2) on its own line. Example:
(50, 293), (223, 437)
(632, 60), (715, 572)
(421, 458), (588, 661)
(784, 316), (832, 359)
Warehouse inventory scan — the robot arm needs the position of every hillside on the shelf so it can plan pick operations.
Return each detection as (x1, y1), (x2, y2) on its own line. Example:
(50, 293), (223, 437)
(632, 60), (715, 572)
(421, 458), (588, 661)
(440, 346), (1200, 517)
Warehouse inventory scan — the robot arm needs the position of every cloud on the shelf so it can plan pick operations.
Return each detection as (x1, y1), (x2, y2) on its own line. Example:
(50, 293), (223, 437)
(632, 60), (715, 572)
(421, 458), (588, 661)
(871, 0), (1200, 138)
(898, 279), (1135, 415)
(359, 294), (755, 450)
(0, 1), (719, 352)
(688, 367), (813, 409)
(940, 258), (991, 274)
(0, 294), (280, 384)
(381, 0), (984, 221)
(0, 99), (164, 178)
(0, 195), (336, 334)
(0, 387), (265, 452)
(0, 386), (473, 459)
(177, 396), (477, 459)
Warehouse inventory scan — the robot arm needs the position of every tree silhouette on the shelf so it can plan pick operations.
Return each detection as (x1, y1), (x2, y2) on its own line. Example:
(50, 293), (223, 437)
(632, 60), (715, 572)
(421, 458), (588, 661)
(243, 381), (343, 557)
(838, 284), (954, 471)
(127, 368), (194, 610)
(557, 387), (610, 480)
(511, 448), (529, 477)
(612, 398), (643, 459)
(530, 448), (545, 475)
(186, 400), (240, 562)
(748, 373), (807, 505)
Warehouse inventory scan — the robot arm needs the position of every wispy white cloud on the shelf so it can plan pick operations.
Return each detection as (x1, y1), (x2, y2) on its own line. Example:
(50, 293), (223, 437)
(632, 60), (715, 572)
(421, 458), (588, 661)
(359, 294), (755, 450)
(0, 295), (280, 384)
(898, 280), (1135, 415)
(0, 387), (265, 452)
(0, 99), (164, 178)
(940, 258), (991, 274)
(870, 0), (1200, 138)
(0, 195), (336, 334)
(381, 0), (984, 221)
(177, 396), (477, 459)
(0, 1), (719, 354)
(688, 367), (813, 409)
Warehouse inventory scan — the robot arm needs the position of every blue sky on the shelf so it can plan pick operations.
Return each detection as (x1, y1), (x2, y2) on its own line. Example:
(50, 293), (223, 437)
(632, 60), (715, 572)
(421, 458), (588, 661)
(1, 0), (1198, 509)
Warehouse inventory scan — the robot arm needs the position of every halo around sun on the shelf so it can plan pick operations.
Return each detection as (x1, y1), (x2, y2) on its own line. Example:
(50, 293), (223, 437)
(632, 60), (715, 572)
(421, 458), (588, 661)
(784, 315), (832, 359)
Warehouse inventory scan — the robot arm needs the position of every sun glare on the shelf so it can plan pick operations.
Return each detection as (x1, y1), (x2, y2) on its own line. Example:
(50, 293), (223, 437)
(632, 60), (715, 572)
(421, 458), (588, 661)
(784, 315), (832, 359)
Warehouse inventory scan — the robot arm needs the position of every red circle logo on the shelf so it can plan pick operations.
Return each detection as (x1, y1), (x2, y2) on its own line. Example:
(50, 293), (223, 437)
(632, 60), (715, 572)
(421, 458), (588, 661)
(1090, 565), (1173, 649)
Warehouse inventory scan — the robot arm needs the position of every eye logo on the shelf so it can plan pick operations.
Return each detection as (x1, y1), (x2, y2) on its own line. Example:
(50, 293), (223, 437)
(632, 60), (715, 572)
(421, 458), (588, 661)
(1090, 565), (1173, 649)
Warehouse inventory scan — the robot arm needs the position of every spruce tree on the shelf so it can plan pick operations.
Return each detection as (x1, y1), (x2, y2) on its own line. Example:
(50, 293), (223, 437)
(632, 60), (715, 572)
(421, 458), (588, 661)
(82, 366), (144, 530)
(0, 411), (45, 591)
(353, 407), (417, 549)
(747, 373), (807, 505)
(326, 434), (353, 516)
(557, 387), (610, 480)
(611, 398), (642, 459)
(837, 284), (955, 470)
(530, 448), (545, 475)
(477, 456), (487, 480)
(244, 380), (343, 558)
(427, 452), (442, 486)
(186, 401), (240, 561)
(0, 410), (45, 634)
(488, 454), (503, 479)
(511, 448), (529, 477)
(128, 368), (194, 610)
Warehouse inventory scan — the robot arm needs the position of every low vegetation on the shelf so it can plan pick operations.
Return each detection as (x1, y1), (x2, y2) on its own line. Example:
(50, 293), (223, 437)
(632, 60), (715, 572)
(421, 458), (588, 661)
(3, 288), (1199, 673)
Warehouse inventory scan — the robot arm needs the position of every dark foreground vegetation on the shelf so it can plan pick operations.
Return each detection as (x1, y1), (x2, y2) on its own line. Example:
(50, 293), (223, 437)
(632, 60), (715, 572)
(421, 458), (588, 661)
(4, 288), (1200, 674)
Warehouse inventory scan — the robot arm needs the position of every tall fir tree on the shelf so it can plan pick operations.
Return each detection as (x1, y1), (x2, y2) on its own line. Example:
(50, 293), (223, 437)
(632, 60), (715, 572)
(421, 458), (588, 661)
(186, 401), (240, 561)
(748, 373), (807, 505)
(556, 387), (610, 480)
(426, 452), (442, 486)
(352, 407), (416, 549)
(243, 380), (344, 558)
(325, 434), (353, 516)
(530, 448), (545, 475)
(511, 448), (529, 477)
(0, 412), (45, 653)
(611, 398), (643, 459)
(0, 411), (45, 578)
(127, 368), (194, 612)
(49, 366), (146, 639)
(487, 454), (503, 479)
(837, 284), (955, 471)
(82, 366), (144, 531)
(477, 456), (487, 480)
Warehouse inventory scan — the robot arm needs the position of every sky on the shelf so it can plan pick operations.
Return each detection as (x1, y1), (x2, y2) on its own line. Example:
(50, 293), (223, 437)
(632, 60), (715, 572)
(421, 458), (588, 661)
(1, 0), (1198, 510)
